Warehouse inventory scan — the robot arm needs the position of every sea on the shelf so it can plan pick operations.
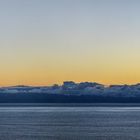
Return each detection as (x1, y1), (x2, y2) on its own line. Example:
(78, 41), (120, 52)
(0, 103), (140, 140)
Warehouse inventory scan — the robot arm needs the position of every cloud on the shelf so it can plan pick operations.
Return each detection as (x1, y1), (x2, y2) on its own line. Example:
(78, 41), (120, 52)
(0, 81), (140, 98)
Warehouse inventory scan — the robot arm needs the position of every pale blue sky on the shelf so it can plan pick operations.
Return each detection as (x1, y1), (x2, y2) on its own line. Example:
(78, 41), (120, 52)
(0, 0), (140, 85)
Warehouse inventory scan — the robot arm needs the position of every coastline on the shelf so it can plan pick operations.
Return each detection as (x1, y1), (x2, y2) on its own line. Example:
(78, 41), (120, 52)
(0, 103), (140, 107)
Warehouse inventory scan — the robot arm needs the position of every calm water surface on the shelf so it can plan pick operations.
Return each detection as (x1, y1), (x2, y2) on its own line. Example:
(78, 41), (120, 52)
(0, 104), (140, 140)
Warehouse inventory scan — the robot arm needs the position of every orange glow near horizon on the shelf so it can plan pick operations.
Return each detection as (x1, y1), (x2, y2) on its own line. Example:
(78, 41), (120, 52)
(0, 43), (140, 86)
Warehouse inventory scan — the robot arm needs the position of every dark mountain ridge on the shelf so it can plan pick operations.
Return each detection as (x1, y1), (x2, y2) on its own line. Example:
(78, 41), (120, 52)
(1, 81), (140, 103)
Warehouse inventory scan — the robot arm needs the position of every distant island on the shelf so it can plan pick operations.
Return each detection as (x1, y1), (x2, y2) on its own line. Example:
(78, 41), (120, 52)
(1, 81), (140, 103)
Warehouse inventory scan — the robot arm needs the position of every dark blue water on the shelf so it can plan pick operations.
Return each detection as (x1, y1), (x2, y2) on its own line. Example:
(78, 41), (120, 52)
(0, 104), (140, 140)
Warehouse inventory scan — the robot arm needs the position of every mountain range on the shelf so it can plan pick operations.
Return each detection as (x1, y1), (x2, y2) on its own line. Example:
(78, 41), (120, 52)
(0, 81), (140, 103)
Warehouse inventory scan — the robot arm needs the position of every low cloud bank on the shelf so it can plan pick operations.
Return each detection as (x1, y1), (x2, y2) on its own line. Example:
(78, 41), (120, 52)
(1, 81), (140, 98)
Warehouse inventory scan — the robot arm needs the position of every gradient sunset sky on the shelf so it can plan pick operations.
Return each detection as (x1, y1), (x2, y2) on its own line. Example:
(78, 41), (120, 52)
(0, 0), (140, 86)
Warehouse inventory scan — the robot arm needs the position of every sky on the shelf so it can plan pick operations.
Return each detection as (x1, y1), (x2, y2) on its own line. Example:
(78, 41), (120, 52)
(0, 0), (140, 86)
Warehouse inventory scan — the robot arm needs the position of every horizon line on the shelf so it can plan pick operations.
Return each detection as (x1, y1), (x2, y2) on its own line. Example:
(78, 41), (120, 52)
(1, 81), (140, 88)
